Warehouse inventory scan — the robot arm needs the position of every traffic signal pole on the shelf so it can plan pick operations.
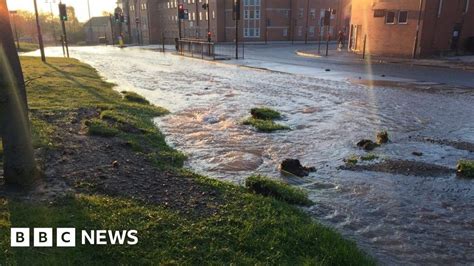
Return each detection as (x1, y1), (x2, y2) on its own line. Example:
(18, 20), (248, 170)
(33, 0), (46, 62)
(60, 18), (69, 57)
(59, 3), (69, 58)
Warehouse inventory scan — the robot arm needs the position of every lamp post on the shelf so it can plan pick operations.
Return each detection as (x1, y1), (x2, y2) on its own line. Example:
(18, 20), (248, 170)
(45, 0), (58, 45)
(33, 0), (46, 62)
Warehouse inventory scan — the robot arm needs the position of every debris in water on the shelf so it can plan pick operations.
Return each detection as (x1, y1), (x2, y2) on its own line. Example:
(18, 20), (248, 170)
(280, 159), (316, 177)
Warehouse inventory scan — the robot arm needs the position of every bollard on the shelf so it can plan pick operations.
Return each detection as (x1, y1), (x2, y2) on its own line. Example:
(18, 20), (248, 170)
(362, 34), (367, 60)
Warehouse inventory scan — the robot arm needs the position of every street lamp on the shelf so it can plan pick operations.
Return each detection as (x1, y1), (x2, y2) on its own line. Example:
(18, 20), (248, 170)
(33, 0), (46, 62)
(45, 0), (58, 45)
(8, 10), (20, 50)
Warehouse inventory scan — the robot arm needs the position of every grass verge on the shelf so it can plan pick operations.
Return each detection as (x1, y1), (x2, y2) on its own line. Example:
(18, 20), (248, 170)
(17, 42), (39, 53)
(245, 175), (313, 206)
(122, 91), (150, 105)
(0, 57), (373, 264)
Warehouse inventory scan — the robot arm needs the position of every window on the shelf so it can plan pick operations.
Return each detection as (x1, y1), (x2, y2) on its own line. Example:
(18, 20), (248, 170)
(283, 28), (288, 37)
(398, 11), (408, 24)
(310, 9), (316, 19)
(385, 11), (395, 24)
(309, 26), (315, 37)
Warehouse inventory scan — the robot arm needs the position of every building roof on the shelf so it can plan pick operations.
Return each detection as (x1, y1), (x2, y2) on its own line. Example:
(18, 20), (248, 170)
(84, 16), (110, 27)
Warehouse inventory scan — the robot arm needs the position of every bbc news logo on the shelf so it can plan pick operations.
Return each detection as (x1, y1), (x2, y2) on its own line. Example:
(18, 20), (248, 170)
(11, 228), (138, 247)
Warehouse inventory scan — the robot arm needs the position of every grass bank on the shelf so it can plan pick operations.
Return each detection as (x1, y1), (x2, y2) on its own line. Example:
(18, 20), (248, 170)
(17, 42), (39, 53)
(0, 57), (373, 264)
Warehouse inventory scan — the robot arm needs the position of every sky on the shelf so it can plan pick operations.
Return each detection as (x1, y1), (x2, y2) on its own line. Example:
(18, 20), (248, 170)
(6, 0), (117, 22)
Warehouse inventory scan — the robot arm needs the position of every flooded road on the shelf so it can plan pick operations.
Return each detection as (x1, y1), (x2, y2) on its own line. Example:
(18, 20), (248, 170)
(31, 46), (474, 264)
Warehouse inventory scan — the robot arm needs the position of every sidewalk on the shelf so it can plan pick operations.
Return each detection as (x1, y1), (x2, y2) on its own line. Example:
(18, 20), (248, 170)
(296, 49), (474, 72)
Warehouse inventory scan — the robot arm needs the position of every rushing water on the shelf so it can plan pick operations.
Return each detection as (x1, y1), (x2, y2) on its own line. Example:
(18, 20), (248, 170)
(31, 46), (474, 264)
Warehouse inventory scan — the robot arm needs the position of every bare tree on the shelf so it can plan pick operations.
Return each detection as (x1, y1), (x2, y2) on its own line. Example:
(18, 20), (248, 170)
(0, 0), (38, 186)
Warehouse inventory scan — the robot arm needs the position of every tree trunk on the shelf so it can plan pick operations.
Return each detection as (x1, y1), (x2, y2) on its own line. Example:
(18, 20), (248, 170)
(0, 0), (38, 186)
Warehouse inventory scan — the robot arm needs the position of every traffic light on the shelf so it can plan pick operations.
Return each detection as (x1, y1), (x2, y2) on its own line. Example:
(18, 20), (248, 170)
(114, 12), (120, 23)
(178, 4), (185, 19)
(59, 3), (68, 21)
(207, 31), (212, 42)
(120, 15), (125, 23)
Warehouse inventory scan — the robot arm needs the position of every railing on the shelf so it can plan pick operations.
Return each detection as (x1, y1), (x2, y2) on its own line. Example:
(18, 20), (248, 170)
(178, 39), (216, 60)
(177, 39), (244, 60)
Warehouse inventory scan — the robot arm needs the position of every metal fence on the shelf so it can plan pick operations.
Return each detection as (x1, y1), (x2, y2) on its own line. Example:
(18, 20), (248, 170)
(177, 39), (244, 60)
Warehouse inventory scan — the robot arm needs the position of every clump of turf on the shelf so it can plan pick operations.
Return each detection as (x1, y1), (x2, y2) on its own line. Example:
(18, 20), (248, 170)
(376, 131), (389, 145)
(243, 107), (289, 133)
(344, 155), (359, 165)
(245, 175), (313, 206)
(85, 119), (119, 137)
(243, 118), (289, 133)
(122, 91), (150, 105)
(457, 160), (474, 178)
(251, 107), (282, 120)
(361, 153), (379, 161)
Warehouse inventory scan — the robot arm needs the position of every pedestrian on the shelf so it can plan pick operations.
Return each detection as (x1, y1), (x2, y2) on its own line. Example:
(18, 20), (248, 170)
(337, 31), (345, 51)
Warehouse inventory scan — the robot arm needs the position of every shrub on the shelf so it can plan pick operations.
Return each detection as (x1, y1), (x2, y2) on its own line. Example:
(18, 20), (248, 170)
(245, 175), (313, 206)
(122, 91), (150, 105)
(457, 160), (474, 178)
(250, 107), (282, 120)
(85, 119), (119, 137)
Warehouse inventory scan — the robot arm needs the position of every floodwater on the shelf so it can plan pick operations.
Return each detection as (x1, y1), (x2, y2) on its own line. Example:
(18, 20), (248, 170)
(30, 46), (474, 264)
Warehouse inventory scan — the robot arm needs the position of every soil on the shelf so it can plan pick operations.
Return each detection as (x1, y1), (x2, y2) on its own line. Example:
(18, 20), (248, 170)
(0, 108), (223, 217)
(341, 159), (455, 177)
(419, 137), (474, 153)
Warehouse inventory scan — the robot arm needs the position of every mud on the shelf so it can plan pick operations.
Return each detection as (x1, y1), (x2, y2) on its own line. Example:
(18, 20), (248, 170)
(341, 159), (455, 177)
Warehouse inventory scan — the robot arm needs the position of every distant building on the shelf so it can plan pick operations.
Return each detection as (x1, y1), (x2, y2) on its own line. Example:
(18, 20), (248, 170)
(84, 16), (113, 45)
(350, 0), (474, 57)
(120, 0), (351, 45)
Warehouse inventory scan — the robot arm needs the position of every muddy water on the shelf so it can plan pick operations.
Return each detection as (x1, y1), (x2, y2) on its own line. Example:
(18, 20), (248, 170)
(37, 47), (474, 264)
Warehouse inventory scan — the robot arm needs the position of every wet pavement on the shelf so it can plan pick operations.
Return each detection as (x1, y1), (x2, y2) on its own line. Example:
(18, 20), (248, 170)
(27, 46), (474, 264)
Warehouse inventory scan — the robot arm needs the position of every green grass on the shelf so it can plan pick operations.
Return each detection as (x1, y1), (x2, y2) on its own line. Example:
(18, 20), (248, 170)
(0, 192), (373, 265)
(243, 118), (290, 133)
(250, 107), (282, 120)
(17, 42), (39, 53)
(122, 91), (150, 105)
(85, 119), (120, 137)
(244, 107), (289, 132)
(361, 154), (379, 161)
(457, 160), (474, 178)
(245, 175), (313, 206)
(344, 155), (359, 165)
(0, 57), (374, 264)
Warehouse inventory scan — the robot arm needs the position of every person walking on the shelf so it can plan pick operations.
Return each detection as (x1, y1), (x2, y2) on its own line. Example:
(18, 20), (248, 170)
(337, 31), (345, 51)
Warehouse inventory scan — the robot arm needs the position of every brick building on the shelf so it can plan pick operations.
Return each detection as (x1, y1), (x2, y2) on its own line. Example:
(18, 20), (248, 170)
(350, 0), (474, 57)
(120, 0), (351, 44)
(84, 17), (113, 45)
